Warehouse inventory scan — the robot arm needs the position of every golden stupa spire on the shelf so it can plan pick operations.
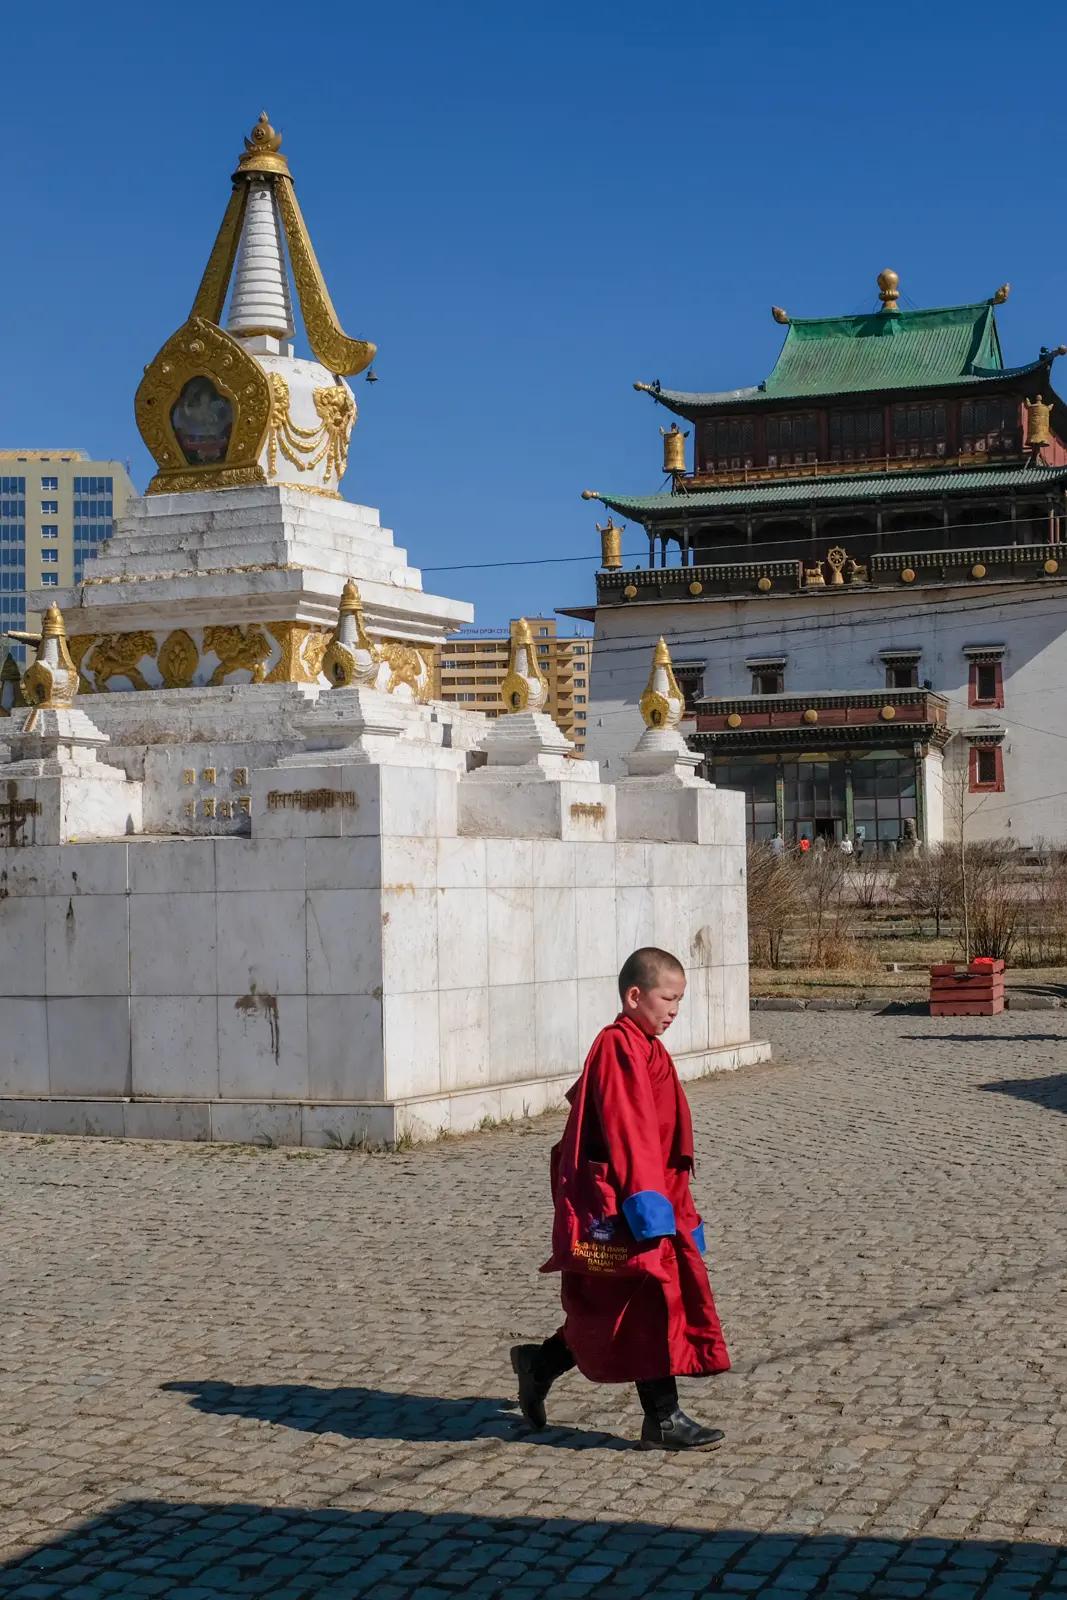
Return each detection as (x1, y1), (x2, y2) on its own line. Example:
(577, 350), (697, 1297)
(500, 618), (549, 714)
(639, 637), (684, 730)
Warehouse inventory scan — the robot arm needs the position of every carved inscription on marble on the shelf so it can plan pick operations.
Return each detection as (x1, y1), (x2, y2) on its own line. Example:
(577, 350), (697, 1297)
(266, 788), (357, 813)
(1, 787), (42, 846)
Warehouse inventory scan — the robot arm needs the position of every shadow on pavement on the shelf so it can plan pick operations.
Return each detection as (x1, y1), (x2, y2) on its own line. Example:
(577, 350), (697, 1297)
(901, 1033), (1067, 1044)
(978, 1072), (1067, 1112)
(161, 1380), (633, 1451)
(1, 1500), (1063, 1598)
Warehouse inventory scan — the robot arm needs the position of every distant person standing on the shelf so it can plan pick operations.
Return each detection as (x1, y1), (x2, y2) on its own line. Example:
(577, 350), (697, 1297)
(839, 835), (854, 858)
(770, 833), (785, 859)
(798, 835), (811, 856)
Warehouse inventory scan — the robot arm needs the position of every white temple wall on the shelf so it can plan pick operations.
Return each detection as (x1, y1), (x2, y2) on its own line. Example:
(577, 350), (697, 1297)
(585, 586), (1067, 846)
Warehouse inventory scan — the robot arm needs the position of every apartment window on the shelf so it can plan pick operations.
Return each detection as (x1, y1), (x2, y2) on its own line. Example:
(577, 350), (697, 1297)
(969, 741), (1004, 793)
(40, 500), (58, 514)
(41, 524), (58, 538)
(41, 572), (58, 586)
(41, 548), (58, 563)
(41, 476), (58, 491)
(574, 677), (586, 688)
(575, 695), (587, 704)
(965, 649), (1005, 709)
(538, 627), (549, 637)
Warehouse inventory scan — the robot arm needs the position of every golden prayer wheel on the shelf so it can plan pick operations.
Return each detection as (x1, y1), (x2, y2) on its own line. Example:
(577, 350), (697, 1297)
(597, 519), (623, 570)
(661, 423), (688, 475)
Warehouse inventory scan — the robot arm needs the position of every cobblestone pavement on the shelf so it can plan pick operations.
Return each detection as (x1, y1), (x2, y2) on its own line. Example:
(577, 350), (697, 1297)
(2, 1011), (1067, 1598)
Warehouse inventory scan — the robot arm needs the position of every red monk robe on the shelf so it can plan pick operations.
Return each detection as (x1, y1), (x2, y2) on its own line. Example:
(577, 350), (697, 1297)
(542, 1013), (731, 1383)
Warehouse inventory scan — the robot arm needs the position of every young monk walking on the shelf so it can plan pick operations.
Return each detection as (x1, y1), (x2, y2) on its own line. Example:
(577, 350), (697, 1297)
(511, 947), (731, 1451)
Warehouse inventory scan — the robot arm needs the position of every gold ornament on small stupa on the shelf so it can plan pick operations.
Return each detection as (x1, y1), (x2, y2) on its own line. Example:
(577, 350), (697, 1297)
(500, 618), (549, 714)
(18, 605), (79, 711)
(323, 579), (381, 688)
(639, 637), (684, 730)
(0, 649), (26, 716)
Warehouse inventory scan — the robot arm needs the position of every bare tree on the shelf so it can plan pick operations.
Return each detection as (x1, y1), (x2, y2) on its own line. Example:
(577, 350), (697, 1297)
(745, 844), (802, 969)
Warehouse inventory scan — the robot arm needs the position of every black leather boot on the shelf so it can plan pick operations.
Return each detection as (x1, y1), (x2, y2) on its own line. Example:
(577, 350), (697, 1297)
(640, 1407), (725, 1451)
(510, 1344), (551, 1430)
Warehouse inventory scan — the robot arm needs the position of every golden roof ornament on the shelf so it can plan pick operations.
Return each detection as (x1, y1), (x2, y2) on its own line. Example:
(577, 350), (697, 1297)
(18, 604), (79, 711)
(1025, 394), (1052, 450)
(0, 649), (26, 715)
(639, 637), (684, 730)
(877, 268), (900, 314)
(771, 306), (790, 325)
(235, 112), (290, 177)
(323, 579), (381, 688)
(500, 619), (549, 714)
(597, 518), (623, 570)
(992, 283), (1011, 305)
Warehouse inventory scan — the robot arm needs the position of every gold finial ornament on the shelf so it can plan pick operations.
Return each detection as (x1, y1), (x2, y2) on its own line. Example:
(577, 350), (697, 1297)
(597, 518), (623, 569)
(1025, 393), (1052, 449)
(993, 283), (1011, 305)
(639, 637), (685, 731)
(235, 112), (289, 176)
(500, 619), (549, 714)
(18, 604), (79, 710)
(771, 306), (790, 325)
(0, 649), (26, 715)
(323, 579), (381, 688)
(661, 423), (689, 475)
(877, 268), (900, 313)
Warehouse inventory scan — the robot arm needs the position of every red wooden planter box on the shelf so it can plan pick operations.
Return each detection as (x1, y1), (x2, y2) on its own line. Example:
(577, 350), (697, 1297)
(929, 958), (1006, 1015)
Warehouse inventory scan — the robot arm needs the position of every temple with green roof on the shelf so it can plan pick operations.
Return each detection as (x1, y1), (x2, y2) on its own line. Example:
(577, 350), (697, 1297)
(575, 271), (1067, 849)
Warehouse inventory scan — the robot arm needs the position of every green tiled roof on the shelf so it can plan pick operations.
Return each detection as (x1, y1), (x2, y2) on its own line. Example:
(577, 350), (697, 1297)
(639, 302), (1049, 417)
(595, 465), (1067, 520)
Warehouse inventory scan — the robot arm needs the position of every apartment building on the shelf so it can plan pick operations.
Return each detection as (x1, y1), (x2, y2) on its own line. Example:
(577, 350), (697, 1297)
(0, 449), (135, 657)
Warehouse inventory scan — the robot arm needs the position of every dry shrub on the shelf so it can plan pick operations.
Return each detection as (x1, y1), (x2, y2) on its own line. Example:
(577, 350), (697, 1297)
(746, 844), (802, 968)
(956, 843), (1023, 964)
(895, 844), (959, 937)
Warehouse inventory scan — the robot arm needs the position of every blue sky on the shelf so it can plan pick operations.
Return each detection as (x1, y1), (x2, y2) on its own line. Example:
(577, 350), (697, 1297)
(3, 2), (1065, 628)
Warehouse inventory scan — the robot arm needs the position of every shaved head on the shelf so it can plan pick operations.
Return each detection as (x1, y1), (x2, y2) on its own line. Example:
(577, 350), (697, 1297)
(618, 947), (685, 1001)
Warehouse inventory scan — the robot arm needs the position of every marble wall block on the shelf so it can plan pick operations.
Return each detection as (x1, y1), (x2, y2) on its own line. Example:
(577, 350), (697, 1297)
(217, 889), (307, 996)
(534, 979), (580, 1080)
(307, 994), (384, 1100)
(217, 992), (309, 1099)
(0, 999), (49, 1094)
(439, 986), (491, 1090)
(130, 893), (217, 997)
(131, 996), (220, 1098)
(383, 990), (440, 1099)
(438, 888), (488, 990)
(487, 887), (534, 987)
(488, 982), (538, 1085)
(45, 893), (129, 996)
(47, 997), (131, 1096)
(533, 889), (578, 984)
(306, 889), (383, 996)
(0, 896), (46, 997)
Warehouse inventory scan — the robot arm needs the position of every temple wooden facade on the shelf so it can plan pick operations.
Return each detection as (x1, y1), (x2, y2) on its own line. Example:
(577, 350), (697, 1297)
(577, 273), (1067, 848)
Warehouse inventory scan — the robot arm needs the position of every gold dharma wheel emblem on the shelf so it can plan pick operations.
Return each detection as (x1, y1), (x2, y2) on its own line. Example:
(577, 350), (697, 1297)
(825, 547), (847, 586)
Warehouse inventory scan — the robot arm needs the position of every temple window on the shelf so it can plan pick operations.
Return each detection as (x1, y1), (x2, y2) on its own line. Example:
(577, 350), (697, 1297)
(766, 413), (818, 468)
(965, 647), (1005, 708)
(891, 403), (947, 459)
(751, 667), (784, 695)
(702, 416), (756, 472)
(960, 399), (1021, 457)
(879, 649), (921, 690)
(828, 410), (883, 463)
(968, 739), (1005, 793)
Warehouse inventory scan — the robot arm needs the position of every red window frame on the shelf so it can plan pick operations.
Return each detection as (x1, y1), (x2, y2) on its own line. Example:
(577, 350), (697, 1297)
(969, 744), (1004, 793)
(968, 658), (1004, 709)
